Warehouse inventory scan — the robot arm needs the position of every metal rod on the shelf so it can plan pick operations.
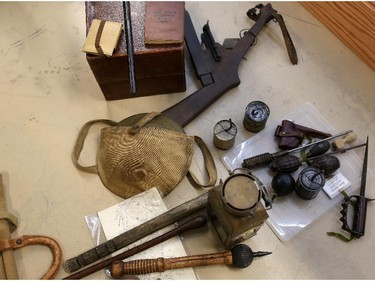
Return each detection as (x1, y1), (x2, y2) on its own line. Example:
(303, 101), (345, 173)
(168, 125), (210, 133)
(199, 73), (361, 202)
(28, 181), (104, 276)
(123, 1), (137, 95)
(287, 130), (353, 155)
(308, 142), (367, 161)
(242, 130), (353, 170)
(359, 136), (369, 196)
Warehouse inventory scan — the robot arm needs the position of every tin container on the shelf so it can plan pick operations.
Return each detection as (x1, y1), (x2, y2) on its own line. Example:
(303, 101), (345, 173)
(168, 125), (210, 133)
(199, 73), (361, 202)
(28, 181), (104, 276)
(295, 166), (325, 200)
(243, 101), (270, 133)
(221, 173), (261, 216)
(207, 171), (268, 249)
(213, 119), (237, 150)
(207, 170), (268, 249)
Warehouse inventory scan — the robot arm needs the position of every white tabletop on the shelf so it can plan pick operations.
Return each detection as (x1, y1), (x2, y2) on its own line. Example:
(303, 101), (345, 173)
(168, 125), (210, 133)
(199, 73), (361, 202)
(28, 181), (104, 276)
(0, 2), (374, 279)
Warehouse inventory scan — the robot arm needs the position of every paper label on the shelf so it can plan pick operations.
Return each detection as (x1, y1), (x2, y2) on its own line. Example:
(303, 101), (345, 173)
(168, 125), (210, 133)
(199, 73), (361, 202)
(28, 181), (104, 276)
(323, 172), (351, 199)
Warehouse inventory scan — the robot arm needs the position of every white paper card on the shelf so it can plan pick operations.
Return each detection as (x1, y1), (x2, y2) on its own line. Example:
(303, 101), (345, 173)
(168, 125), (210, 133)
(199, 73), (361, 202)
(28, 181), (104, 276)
(323, 172), (351, 199)
(98, 187), (196, 279)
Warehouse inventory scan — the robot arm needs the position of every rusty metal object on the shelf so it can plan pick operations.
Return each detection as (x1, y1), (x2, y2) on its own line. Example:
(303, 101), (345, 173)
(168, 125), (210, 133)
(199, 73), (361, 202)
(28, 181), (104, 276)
(339, 136), (373, 239)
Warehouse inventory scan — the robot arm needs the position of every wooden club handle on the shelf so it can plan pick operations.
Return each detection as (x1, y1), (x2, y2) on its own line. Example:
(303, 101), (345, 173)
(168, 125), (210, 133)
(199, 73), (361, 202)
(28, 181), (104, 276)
(111, 250), (232, 278)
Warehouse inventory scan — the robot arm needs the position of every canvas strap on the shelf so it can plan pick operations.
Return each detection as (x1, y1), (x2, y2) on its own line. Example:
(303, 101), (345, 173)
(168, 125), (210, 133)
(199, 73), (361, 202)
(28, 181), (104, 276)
(94, 20), (106, 56)
(72, 119), (118, 174)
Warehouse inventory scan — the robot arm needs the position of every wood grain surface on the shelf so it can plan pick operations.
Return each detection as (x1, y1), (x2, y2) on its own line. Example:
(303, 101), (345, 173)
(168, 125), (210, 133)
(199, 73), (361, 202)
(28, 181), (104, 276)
(302, 2), (375, 71)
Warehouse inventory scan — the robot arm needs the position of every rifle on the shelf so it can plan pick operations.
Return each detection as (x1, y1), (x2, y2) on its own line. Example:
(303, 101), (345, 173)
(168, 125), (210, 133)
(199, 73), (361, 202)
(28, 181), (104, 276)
(163, 3), (297, 127)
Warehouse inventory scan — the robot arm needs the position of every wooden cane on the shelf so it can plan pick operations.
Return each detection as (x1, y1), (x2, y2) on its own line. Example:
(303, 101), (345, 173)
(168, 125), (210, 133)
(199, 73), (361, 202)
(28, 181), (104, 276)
(0, 175), (19, 279)
(110, 244), (271, 278)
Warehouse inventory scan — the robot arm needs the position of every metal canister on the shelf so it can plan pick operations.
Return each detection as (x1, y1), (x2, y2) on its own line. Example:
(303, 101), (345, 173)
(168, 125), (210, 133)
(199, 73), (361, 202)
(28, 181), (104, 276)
(207, 170), (268, 249)
(295, 166), (325, 200)
(243, 101), (270, 133)
(221, 173), (262, 217)
(213, 119), (237, 150)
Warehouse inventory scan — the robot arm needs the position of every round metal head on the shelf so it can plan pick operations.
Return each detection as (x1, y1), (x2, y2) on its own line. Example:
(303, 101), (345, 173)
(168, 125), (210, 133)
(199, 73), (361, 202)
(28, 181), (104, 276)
(231, 244), (254, 268)
(271, 172), (296, 197)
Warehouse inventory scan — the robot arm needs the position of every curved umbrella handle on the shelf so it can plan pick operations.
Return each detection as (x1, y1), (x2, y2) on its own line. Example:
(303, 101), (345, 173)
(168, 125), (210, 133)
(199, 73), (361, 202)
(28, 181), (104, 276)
(0, 235), (62, 279)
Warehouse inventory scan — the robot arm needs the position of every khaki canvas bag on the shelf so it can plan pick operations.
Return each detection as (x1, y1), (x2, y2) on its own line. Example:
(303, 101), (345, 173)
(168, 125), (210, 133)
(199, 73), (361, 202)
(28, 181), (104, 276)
(72, 112), (217, 199)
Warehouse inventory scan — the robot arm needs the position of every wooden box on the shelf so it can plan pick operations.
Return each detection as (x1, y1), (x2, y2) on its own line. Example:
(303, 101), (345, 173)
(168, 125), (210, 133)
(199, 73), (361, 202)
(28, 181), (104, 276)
(85, 1), (186, 100)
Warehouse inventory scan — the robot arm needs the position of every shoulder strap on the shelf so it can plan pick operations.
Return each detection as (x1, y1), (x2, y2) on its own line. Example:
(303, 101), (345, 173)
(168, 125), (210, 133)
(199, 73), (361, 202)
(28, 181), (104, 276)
(72, 119), (117, 174)
(186, 136), (217, 188)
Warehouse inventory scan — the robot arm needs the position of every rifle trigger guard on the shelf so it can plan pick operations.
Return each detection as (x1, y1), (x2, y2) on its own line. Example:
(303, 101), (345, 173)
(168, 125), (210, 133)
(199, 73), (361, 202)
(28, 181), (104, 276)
(0, 235), (63, 279)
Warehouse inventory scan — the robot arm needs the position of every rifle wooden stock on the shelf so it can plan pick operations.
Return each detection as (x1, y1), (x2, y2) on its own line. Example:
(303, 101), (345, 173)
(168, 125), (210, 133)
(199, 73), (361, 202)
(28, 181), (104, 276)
(163, 67), (240, 127)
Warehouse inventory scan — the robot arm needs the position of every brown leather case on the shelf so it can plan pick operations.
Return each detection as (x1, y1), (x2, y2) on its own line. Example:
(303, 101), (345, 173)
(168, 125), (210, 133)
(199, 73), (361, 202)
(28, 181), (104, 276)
(274, 120), (331, 150)
(85, 2), (186, 100)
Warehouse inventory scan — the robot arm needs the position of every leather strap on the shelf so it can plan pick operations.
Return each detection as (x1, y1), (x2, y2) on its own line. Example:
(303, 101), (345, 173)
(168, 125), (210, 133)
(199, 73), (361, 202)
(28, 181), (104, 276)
(272, 13), (298, 65)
